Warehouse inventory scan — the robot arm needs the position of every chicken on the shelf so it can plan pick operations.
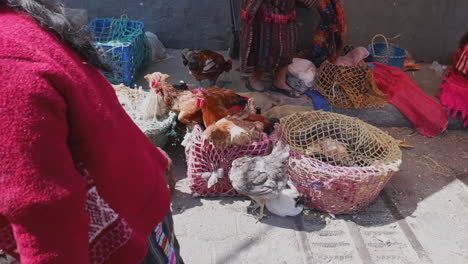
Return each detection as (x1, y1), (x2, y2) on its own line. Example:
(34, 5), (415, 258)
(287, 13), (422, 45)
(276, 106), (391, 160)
(202, 116), (265, 149)
(237, 92), (283, 114)
(148, 72), (203, 125)
(182, 49), (232, 86)
(229, 142), (291, 220)
(306, 138), (353, 166)
(144, 72), (171, 120)
(265, 183), (304, 217)
(172, 80), (190, 91)
(152, 78), (255, 128)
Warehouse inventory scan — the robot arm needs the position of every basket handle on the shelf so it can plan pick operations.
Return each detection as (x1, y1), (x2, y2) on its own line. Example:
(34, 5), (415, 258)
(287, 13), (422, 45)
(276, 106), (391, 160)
(371, 34), (390, 55)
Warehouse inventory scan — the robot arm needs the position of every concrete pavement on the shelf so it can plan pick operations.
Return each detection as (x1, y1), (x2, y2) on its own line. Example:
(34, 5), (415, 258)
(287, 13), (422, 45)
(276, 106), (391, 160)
(168, 128), (468, 264)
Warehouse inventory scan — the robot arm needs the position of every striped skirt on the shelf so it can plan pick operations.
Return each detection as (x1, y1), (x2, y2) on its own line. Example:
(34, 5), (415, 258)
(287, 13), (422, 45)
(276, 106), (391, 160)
(141, 213), (184, 264)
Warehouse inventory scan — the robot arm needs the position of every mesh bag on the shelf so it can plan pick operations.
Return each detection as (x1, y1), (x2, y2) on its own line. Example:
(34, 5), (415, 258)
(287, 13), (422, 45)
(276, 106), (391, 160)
(186, 125), (272, 197)
(315, 61), (387, 109)
(88, 18), (150, 86)
(113, 85), (176, 148)
(275, 111), (402, 214)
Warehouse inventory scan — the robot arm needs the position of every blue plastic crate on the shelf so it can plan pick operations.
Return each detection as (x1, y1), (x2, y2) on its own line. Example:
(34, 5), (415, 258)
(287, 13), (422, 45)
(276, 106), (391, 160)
(87, 18), (150, 86)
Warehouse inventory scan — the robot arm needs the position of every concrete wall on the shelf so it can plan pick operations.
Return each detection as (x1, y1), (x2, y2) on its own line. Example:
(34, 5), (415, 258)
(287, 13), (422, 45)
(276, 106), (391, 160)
(63, 0), (467, 64)
(63, 0), (232, 50)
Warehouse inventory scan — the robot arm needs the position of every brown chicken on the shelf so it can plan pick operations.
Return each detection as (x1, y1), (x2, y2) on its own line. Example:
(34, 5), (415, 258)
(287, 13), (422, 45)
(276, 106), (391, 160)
(181, 49), (232, 86)
(147, 73), (275, 133)
(146, 72), (203, 125)
(202, 116), (265, 148)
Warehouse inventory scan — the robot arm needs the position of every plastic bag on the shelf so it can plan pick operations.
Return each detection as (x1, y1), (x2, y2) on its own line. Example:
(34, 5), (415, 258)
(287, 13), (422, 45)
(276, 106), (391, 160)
(288, 58), (317, 87)
(145, 32), (168, 62)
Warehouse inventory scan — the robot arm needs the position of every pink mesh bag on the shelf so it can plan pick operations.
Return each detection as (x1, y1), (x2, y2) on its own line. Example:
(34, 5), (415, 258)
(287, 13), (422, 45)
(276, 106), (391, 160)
(185, 125), (272, 197)
(274, 112), (402, 214)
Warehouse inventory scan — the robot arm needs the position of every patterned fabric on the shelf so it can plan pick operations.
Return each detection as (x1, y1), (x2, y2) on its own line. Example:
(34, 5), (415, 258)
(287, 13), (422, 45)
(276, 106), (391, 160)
(438, 44), (468, 127)
(454, 45), (468, 77)
(75, 163), (134, 264)
(304, 0), (346, 67)
(240, 0), (297, 72)
(142, 213), (184, 264)
(0, 164), (134, 264)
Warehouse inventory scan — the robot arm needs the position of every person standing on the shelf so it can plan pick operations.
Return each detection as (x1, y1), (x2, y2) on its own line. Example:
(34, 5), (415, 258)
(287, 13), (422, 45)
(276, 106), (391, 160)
(240, 0), (316, 97)
(0, 0), (183, 263)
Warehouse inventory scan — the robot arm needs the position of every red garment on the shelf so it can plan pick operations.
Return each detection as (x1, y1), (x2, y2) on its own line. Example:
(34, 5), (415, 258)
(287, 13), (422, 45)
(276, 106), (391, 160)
(0, 6), (170, 264)
(372, 63), (448, 137)
(438, 45), (468, 127)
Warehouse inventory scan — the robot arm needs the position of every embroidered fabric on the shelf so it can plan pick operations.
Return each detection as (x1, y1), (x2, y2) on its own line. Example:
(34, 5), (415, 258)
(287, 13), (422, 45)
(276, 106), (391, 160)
(0, 164), (134, 264)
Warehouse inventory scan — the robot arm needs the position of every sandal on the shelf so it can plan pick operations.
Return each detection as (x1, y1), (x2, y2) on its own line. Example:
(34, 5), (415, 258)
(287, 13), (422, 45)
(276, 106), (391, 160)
(269, 84), (301, 98)
(245, 77), (265, 92)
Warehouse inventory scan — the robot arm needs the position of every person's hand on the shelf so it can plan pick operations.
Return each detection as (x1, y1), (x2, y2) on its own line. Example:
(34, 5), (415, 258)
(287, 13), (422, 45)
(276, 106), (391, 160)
(298, 0), (317, 9)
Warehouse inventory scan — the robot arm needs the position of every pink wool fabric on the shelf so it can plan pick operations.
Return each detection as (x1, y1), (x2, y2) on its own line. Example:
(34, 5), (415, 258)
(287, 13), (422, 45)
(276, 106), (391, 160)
(0, 6), (170, 264)
(372, 62), (448, 137)
(438, 45), (468, 127)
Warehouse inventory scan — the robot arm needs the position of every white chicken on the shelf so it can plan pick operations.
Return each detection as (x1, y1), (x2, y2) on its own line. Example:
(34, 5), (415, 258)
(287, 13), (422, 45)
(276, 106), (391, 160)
(229, 142), (291, 220)
(265, 183), (304, 217)
(143, 72), (171, 120)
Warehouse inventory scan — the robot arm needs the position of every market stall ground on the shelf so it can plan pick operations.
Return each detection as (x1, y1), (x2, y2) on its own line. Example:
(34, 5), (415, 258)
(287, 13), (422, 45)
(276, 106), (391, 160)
(167, 127), (468, 264)
(133, 50), (468, 263)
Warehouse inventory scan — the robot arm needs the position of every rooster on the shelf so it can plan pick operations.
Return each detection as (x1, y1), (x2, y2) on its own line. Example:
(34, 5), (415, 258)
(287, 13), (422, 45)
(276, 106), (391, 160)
(181, 49), (232, 86)
(150, 74), (261, 127)
(146, 72), (203, 125)
(143, 72), (173, 120)
(229, 142), (291, 220)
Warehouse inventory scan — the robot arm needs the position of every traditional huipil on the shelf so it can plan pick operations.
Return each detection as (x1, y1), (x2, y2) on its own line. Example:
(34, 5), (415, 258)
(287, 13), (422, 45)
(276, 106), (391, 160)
(240, 0), (298, 72)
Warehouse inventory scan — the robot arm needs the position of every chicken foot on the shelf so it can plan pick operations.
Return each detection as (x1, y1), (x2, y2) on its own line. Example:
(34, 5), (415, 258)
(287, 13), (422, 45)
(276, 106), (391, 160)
(245, 200), (267, 222)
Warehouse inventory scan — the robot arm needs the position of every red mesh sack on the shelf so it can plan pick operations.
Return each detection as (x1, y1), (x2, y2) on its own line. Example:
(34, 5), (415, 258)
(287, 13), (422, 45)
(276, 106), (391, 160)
(185, 125), (272, 197)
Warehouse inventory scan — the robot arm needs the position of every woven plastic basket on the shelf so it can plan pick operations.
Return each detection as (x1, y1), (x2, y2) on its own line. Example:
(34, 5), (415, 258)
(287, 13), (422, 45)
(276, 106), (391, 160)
(186, 125), (272, 197)
(113, 84), (176, 148)
(88, 18), (150, 86)
(275, 111), (402, 214)
(367, 34), (407, 70)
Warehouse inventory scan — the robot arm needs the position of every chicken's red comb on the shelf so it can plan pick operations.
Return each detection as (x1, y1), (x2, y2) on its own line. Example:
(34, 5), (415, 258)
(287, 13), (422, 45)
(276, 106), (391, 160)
(151, 79), (159, 88)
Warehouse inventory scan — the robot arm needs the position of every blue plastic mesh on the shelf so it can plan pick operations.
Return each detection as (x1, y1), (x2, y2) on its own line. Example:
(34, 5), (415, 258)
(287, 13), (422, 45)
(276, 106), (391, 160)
(87, 18), (150, 86)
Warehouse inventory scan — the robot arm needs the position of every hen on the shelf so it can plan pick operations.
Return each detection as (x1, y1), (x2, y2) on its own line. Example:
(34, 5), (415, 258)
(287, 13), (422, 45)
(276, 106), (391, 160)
(182, 49), (232, 86)
(202, 116), (265, 149)
(229, 142), (291, 220)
